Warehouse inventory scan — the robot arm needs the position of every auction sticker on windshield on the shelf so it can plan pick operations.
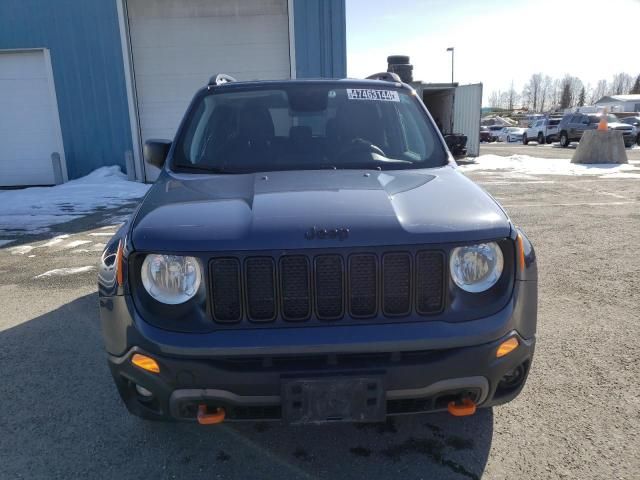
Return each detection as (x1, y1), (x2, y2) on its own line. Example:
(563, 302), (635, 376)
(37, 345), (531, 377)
(347, 89), (400, 102)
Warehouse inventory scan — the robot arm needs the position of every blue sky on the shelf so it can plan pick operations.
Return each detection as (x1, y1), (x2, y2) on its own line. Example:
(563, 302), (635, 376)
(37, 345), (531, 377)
(346, 0), (640, 105)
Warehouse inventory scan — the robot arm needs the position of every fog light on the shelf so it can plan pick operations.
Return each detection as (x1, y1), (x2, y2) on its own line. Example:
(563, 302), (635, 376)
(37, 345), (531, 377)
(135, 384), (153, 398)
(131, 353), (160, 373)
(498, 364), (526, 390)
(496, 337), (519, 358)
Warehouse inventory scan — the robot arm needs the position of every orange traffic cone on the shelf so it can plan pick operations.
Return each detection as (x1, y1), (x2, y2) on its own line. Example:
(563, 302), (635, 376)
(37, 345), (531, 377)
(598, 109), (608, 131)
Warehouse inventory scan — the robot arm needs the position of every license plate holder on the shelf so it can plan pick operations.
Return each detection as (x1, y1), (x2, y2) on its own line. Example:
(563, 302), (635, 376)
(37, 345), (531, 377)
(282, 377), (385, 424)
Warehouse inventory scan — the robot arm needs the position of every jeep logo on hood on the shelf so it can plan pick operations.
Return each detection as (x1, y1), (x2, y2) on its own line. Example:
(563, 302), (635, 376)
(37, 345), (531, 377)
(305, 226), (350, 241)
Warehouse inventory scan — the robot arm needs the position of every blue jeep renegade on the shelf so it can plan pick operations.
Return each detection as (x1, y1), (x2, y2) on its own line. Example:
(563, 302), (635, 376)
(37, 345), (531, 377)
(98, 73), (537, 425)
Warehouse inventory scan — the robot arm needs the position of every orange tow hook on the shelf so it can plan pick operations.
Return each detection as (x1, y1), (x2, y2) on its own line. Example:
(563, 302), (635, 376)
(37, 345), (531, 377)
(197, 405), (226, 425)
(447, 398), (477, 417)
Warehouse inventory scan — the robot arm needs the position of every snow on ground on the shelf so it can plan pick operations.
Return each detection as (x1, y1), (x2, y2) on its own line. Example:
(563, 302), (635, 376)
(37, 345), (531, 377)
(34, 266), (95, 279)
(459, 155), (640, 179)
(0, 166), (149, 234)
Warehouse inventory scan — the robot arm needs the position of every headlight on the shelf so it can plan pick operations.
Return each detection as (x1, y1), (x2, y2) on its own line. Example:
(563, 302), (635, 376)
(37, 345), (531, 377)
(141, 254), (202, 304)
(450, 242), (504, 293)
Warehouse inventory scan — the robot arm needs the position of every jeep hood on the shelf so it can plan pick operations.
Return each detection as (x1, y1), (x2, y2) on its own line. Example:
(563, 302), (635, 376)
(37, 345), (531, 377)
(131, 167), (511, 252)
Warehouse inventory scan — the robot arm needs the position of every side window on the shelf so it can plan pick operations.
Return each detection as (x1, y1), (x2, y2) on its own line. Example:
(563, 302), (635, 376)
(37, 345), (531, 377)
(570, 115), (582, 124)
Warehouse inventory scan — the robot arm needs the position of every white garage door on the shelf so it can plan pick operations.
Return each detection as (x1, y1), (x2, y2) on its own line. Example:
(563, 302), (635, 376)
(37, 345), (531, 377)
(0, 50), (65, 186)
(126, 0), (291, 180)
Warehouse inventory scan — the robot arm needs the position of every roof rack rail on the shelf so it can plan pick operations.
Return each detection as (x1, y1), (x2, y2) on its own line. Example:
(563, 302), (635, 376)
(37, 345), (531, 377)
(366, 72), (402, 83)
(208, 73), (237, 86)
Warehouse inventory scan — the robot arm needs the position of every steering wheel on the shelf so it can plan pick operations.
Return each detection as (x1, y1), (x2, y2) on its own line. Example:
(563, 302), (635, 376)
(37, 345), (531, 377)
(336, 138), (386, 159)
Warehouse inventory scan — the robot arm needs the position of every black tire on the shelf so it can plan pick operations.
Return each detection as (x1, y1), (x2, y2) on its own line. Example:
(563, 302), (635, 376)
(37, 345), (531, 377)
(559, 132), (570, 147)
(507, 136), (511, 143)
(387, 55), (410, 65)
(546, 137), (552, 144)
(537, 133), (544, 144)
(637, 133), (640, 146)
(523, 134), (528, 145)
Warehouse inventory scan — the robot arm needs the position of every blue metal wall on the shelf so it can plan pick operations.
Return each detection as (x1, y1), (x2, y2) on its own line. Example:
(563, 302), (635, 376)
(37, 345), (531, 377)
(0, 0), (131, 180)
(0, 0), (346, 181)
(294, 0), (347, 79)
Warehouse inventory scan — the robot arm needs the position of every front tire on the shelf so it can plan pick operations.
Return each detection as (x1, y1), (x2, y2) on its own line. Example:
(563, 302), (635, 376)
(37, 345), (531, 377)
(523, 134), (528, 145)
(559, 132), (570, 147)
(507, 136), (511, 143)
(537, 133), (544, 144)
(637, 133), (640, 146)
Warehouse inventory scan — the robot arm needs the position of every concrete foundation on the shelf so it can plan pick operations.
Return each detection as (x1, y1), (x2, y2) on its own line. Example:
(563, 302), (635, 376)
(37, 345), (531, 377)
(571, 130), (628, 164)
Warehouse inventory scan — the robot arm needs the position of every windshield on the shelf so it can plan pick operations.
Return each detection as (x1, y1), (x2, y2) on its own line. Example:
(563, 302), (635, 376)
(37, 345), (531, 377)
(589, 114), (619, 124)
(172, 85), (448, 173)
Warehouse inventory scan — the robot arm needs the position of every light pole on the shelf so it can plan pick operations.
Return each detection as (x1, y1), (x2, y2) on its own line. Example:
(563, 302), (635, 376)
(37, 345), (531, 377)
(446, 47), (454, 84)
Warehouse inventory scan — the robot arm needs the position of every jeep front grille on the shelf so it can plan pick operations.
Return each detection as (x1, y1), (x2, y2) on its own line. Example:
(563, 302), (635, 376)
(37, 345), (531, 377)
(208, 250), (445, 325)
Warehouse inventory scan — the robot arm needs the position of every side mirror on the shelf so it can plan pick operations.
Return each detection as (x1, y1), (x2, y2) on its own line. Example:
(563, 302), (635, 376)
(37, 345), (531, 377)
(143, 140), (172, 168)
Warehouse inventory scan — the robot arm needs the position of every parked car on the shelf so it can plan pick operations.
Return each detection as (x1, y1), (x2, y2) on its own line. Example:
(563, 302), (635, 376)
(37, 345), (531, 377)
(523, 117), (561, 145)
(499, 127), (526, 143)
(620, 116), (640, 145)
(98, 74), (537, 425)
(557, 113), (636, 147)
(487, 125), (505, 141)
(480, 126), (493, 143)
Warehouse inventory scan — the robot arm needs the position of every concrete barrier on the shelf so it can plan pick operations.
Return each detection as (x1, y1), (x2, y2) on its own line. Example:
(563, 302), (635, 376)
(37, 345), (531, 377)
(571, 130), (628, 164)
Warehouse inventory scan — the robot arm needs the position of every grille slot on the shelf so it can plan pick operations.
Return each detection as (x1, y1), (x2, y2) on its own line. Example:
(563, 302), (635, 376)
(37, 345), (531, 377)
(349, 254), (377, 318)
(382, 253), (412, 316)
(245, 257), (276, 321)
(210, 258), (242, 322)
(314, 255), (344, 320)
(279, 256), (311, 321)
(415, 251), (445, 314)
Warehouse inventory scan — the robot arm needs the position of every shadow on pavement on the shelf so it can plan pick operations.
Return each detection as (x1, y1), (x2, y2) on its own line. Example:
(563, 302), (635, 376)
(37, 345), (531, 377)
(0, 293), (493, 479)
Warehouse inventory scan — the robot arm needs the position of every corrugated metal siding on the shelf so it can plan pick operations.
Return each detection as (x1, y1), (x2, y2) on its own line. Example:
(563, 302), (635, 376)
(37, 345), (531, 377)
(293, 0), (346, 78)
(0, 0), (132, 180)
(453, 84), (483, 157)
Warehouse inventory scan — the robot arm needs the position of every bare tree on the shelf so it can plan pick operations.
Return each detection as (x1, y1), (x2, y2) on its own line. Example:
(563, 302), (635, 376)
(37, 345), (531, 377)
(591, 79), (607, 104)
(569, 77), (584, 107)
(578, 87), (586, 107)
(506, 81), (519, 111)
(611, 73), (633, 95)
(560, 77), (572, 109)
(522, 73), (543, 111)
(489, 90), (501, 108)
(551, 79), (562, 109)
(539, 76), (551, 112)
(631, 75), (640, 95)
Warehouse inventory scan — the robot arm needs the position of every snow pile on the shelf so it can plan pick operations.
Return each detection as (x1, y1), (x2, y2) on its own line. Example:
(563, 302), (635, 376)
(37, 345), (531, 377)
(459, 155), (640, 179)
(0, 166), (149, 234)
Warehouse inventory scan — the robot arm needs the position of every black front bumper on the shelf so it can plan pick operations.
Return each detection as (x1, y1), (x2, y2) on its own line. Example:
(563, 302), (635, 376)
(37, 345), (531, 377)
(108, 331), (534, 422)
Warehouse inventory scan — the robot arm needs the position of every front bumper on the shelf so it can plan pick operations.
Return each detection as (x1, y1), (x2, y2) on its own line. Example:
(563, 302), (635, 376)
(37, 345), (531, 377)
(108, 331), (534, 422)
(102, 274), (537, 422)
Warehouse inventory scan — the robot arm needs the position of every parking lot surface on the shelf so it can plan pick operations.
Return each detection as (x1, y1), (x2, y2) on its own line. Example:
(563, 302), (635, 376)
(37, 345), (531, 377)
(1, 154), (639, 479)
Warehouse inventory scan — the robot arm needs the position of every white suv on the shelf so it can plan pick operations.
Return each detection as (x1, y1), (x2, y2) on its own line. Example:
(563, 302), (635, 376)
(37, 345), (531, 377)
(523, 117), (561, 145)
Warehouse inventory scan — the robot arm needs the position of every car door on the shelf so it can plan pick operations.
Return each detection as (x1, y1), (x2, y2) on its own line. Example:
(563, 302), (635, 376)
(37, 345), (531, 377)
(578, 115), (592, 139)
(570, 115), (583, 140)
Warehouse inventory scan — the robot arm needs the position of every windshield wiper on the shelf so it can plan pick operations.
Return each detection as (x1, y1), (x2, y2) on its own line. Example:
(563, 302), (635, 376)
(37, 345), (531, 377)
(173, 163), (228, 174)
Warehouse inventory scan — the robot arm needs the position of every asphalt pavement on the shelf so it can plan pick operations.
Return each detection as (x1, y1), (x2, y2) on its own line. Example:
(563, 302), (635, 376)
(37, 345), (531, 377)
(1, 151), (639, 479)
